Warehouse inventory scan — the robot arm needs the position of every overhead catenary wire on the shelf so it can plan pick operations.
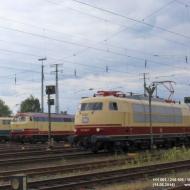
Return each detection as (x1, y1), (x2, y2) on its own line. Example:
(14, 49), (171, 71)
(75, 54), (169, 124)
(175, 0), (190, 7)
(0, 3), (187, 66)
(0, 44), (188, 79)
(0, 2), (189, 87)
(43, 0), (190, 52)
(142, 0), (177, 21)
(69, 0), (190, 40)
(47, 0), (190, 61)
(0, 0), (187, 70)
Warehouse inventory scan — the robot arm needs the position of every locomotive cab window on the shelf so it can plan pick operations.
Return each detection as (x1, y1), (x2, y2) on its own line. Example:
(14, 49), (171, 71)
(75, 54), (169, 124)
(80, 102), (103, 111)
(109, 102), (118, 110)
(13, 116), (26, 122)
(2, 120), (10, 125)
(80, 103), (87, 111)
(93, 102), (103, 110)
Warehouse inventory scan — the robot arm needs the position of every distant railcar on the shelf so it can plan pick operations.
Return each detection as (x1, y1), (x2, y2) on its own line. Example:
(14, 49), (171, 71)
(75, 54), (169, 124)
(73, 91), (190, 152)
(11, 112), (74, 143)
(0, 117), (12, 141)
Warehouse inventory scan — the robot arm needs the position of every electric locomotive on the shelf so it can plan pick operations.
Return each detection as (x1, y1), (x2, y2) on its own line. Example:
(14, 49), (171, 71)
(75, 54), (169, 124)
(0, 117), (12, 141)
(11, 112), (74, 143)
(74, 91), (190, 152)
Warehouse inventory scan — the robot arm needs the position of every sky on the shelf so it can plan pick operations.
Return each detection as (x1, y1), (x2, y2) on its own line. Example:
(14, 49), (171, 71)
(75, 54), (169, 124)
(0, 0), (190, 114)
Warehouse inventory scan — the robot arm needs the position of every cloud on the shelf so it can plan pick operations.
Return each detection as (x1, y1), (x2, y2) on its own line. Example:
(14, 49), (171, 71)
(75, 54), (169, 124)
(0, 0), (188, 113)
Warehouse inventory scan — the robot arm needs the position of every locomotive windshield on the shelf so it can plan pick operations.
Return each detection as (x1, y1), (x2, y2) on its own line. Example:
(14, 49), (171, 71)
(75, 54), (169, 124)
(80, 102), (103, 111)
(13, 115), (26, 122)
(2, 120), (11, 125)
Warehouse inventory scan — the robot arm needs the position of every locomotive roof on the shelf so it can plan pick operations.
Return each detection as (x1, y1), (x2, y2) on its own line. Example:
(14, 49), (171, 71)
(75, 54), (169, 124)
(80, 96), (188, 108)
(0, 117), (12, 120)
(15, 112), (74, 118)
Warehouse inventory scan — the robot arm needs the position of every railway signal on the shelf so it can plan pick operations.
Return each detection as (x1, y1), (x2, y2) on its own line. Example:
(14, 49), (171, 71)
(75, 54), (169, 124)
(46, 85), (55, 149)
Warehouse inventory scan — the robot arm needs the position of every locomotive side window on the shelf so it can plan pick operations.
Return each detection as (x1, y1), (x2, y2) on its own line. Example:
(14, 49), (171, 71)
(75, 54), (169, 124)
(109, 102), (118, 110)
(2, 120), (10, 125)
(13, 116), (26, 122)
(80, 102), (103, 111)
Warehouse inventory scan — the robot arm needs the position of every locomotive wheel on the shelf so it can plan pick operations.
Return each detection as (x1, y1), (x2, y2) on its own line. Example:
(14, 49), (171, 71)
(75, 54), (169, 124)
(91, 141), (102, 153)
(113, 142), (125, 153)
(91, 146), (98, 153)
(104, 142), (114, 152)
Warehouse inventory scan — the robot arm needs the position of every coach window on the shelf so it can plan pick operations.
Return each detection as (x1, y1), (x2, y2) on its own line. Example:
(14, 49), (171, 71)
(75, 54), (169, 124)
(109, 102), (118, 110)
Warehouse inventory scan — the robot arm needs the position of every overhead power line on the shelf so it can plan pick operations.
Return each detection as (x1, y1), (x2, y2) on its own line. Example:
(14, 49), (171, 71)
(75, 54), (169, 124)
(45, 0), (190, 51)
(175, 0), (190, 7)
(70, 0), (190, 40)
(142, 0), (176, 20)
(0, 5), (188, 64)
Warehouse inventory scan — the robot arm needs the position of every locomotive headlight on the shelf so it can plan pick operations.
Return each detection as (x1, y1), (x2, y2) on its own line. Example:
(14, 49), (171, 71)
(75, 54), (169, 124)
(96, 128), (100, 132)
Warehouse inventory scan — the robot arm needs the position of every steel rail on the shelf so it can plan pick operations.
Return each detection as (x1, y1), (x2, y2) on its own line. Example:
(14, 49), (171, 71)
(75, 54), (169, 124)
(0, 153), (162, 180)
(0, 151), (97, 167)
(168, 186), (190, 190)
(0, 151), (114, 169)
(0, 147), (79, 159)
(0, 143), (68, 153)
(0, 157), (127, 182)
(0, 159), (190, 190)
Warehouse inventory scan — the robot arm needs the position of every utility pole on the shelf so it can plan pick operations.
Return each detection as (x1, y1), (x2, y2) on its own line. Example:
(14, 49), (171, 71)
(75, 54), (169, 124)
(38, 57), (46, 113)
(46, 85), (55, 150)
(51, 64), (62, 114)
(145, 85), (156, 150)
(140, 73), (149, 96)
(143, 73), (147, 96)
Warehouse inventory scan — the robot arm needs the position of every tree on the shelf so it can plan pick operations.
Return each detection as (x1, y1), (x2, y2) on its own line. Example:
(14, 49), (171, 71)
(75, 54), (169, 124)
(0, 99), (12, 116)
(20, 95), (41, 113)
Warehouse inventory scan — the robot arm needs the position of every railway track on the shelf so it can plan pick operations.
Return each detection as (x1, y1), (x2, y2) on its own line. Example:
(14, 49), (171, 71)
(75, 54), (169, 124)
(0, 149), (161, 168)
(0, 147), (79, 159)
(0, 150), (114, 170)
(0, 152), (161, 180)
(169, 186), (190, 190)
(0, 143), (67, 153)
(0, 159), (190, 190)
(0, 151), (97, 167)
(0, 157), (127, 182)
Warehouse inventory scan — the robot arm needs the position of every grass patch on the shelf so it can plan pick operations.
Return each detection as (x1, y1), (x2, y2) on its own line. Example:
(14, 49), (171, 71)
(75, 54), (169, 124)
(124, 146), (190, 169)
(98, 147), (190, 190)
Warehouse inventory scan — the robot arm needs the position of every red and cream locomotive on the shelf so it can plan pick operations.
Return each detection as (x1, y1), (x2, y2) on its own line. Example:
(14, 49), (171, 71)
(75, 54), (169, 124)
(73, 91), (190, 152)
